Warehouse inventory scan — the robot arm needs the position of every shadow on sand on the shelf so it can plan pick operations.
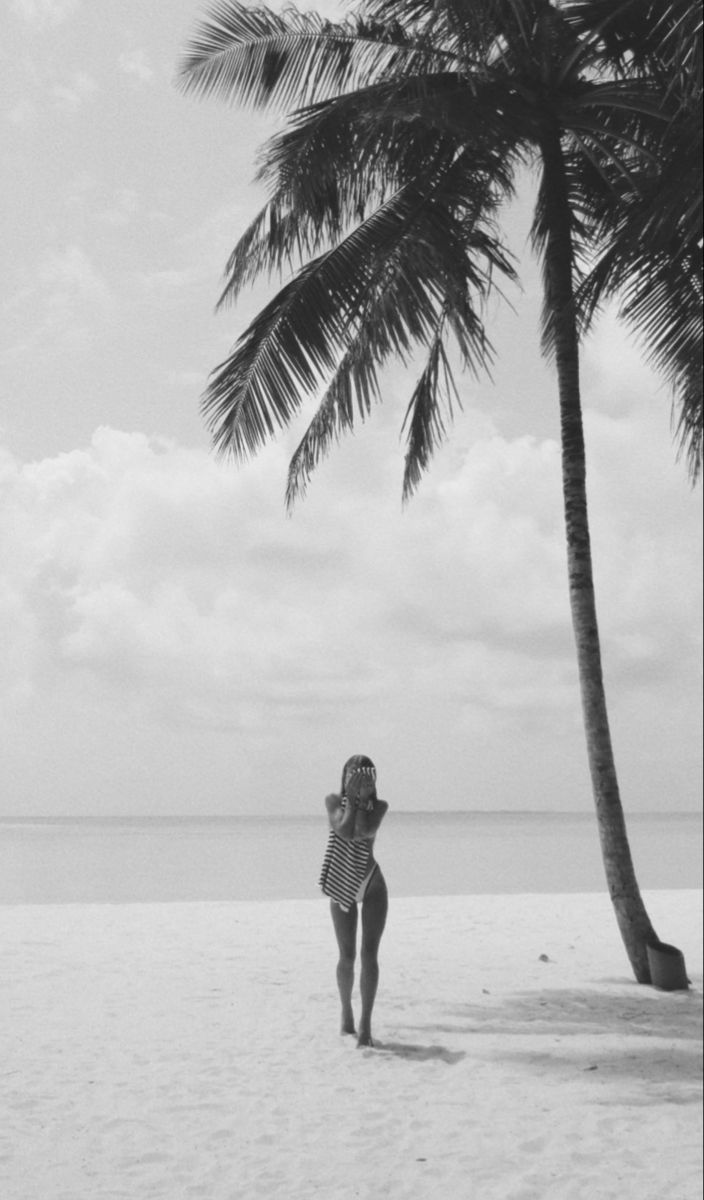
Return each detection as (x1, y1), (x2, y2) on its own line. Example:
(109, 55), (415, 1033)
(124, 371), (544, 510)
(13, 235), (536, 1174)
(396, 984), (702, 1092)
(440, 984), (703, 1041)
(373, 1041), (466, 1064)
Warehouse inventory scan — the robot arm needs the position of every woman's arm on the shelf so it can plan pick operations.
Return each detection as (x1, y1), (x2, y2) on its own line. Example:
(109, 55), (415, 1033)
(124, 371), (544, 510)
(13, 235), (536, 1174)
(325, 793), (356, 839)
(325, 794), (388, 841)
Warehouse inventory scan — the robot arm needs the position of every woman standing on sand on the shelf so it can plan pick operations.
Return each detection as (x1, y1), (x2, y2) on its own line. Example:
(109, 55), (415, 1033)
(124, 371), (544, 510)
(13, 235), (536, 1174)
(319, 755), (389, 1048)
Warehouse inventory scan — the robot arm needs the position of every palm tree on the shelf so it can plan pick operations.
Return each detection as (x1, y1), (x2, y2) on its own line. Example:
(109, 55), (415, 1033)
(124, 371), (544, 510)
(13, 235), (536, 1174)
(179, 0), (702, 982)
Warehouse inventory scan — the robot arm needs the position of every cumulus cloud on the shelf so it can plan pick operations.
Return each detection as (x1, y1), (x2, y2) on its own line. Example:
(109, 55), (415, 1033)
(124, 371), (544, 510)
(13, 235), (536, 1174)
(1, 430), (365, 724)
(0, 374), (700, 814)
(118, 49), (155, 85)
(2, 238), (115, 371)
(582, 305), (668, 412)
(2, 411), (699, 728)
(41, 244), (110, 303)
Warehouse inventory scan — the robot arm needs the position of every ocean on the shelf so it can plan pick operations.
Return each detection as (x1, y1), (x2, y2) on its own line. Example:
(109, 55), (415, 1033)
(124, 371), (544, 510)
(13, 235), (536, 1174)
(0, 810), (701, 905)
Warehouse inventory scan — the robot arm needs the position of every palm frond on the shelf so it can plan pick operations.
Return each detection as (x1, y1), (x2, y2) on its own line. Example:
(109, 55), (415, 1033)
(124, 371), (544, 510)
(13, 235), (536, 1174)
(285, 343), (377, 510)
(364, 0), (541, 63)
(401, 321), (463, 501)
(285, 271), (493, 509)
(204, 154), (514, 462)
(215, 68), (523, 309)
(617, 249), (701, 472)
(284, 212), (502, 508)
(204, 254), (346, 459)
(673, 369), (703, 482)
(217, 200), (309, 309)
(178, 0), (452, 110)
(565, 0), (701, 79)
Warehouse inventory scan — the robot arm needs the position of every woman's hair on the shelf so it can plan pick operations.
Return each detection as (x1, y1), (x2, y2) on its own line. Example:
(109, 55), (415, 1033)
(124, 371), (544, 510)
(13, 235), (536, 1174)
(341, 754), (377, 798)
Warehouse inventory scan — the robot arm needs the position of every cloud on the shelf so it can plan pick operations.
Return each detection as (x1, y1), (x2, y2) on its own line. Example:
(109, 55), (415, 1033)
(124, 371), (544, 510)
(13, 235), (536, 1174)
(52, 71), (98, 111)
(0, 409), (700, 814)
(1, 409), (699, 730)
(41, 244), (109, 295)
(37, 244), (112, 338)
(2, 243), (114, 369)
(118, 49), (155, 85)
(582, 305), (668, 415)
(1, 429), (388, 720)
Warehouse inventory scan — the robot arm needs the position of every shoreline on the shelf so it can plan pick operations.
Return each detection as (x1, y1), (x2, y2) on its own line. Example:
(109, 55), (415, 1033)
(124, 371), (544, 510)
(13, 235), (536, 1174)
(2, 883), (703, 906)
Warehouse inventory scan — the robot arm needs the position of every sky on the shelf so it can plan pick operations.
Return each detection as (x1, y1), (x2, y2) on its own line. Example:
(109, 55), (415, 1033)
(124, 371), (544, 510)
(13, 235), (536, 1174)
(1, 0), (701, 818)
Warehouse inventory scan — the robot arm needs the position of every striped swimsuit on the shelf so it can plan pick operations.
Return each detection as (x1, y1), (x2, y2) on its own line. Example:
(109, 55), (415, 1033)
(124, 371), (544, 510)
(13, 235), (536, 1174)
(318, 803), (378, 912)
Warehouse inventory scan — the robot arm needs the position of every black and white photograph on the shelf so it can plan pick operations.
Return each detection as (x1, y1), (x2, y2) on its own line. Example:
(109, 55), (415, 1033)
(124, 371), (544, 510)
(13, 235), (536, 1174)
(1, 2), (702, 1197)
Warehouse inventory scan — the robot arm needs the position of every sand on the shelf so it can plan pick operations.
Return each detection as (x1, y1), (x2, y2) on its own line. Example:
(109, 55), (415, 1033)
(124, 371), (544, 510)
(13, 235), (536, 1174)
(1, 890), (701, 1200)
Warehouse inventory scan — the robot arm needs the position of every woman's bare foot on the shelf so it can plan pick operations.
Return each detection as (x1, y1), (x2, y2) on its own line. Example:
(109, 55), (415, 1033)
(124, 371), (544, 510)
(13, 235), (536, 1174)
(341, 1017), (356, 1036)
(356, 1032), (373, 1048)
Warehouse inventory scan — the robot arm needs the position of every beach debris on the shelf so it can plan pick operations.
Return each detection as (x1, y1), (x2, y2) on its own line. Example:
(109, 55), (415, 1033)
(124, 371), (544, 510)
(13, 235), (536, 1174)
(538, 954), (551, 962)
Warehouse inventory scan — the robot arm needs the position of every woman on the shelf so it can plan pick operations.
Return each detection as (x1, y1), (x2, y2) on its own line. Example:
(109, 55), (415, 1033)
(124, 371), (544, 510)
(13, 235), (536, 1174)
(318, 754), (389, 1047)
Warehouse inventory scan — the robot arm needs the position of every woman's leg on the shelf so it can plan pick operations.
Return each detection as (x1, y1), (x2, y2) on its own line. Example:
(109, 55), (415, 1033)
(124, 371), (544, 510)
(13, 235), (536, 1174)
(330, 900), (358, 1034)
(358, 870), (388, 1047)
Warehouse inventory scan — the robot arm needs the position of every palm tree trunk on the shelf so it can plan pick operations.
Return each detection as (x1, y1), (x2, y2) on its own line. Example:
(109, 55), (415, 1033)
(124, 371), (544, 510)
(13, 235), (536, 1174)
(540, 129), (658, 983)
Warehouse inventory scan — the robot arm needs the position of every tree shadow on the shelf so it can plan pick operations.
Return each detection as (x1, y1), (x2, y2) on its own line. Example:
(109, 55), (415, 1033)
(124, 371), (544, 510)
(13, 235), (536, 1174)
(504, 1044), (702, 1096)
(395, 985), (702, 1090)
(372, 1040), (466, 1064)
(439, 984), (703, 1042)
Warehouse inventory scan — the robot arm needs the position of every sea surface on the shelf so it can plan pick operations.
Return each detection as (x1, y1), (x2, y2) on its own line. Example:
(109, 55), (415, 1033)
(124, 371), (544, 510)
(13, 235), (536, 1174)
(0, 810), (701, 905)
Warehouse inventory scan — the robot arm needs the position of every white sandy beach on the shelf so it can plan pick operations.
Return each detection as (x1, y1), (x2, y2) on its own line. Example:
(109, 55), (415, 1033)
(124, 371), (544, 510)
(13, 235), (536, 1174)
(1, 890), (702, 1200)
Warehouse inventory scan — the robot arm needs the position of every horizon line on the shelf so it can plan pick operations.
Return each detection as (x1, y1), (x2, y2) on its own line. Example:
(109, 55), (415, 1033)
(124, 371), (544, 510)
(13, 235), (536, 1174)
(1, 808), (701, 823)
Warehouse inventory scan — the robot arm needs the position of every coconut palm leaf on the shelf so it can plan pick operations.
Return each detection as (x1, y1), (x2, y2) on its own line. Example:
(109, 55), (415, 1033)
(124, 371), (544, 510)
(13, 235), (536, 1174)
(285, 343), (378, 511)
(401, 320), (466, 501)
(216, 76), (527, 313)
(284, 196), (504, 507)
(178, 1), (452, 111)
(204, 157), (513, 460)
